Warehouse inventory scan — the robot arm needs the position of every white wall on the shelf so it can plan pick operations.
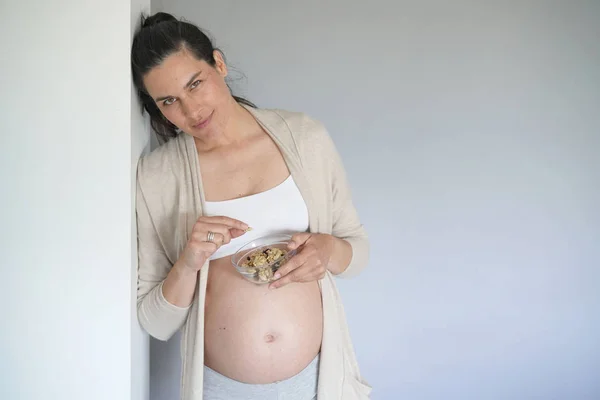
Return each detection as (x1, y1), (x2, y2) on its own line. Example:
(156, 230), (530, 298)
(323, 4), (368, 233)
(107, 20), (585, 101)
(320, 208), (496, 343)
(131, 2), (152, 400)
(0, 1), (150, 399)
(150, 1), (600, 399)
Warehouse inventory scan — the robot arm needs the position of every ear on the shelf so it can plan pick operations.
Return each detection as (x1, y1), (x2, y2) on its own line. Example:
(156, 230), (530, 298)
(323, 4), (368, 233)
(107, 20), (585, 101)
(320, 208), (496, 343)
(213, 50), (228, 78)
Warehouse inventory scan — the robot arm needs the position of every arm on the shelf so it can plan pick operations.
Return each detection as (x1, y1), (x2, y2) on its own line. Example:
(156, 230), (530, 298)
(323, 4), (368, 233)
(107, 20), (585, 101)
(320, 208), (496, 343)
(270, 231), (353, 289)
(136, 170), (248, 338)
(322, 124), (370, 278)
(326, 235), (354, 275)
(135, 178), (193, 341)
(269, 116), (369, 289)
(161, 262), (198, 307)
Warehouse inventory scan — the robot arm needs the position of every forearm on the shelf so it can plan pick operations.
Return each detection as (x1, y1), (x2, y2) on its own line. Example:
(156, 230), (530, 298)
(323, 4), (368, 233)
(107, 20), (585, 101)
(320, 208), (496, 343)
(162, 261), (199, 307)
(136, 262), (196, 340)
(327, 236), (353, 275)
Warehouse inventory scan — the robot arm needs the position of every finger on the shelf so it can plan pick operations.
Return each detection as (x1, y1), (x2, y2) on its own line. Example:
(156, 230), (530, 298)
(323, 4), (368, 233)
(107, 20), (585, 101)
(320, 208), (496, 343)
(270, 260), (317, 289)
(211, 232), (225, 247)
(273, 247), (313, 280)
(269, 270), (298, 289)
(229, 228), (246, 239)
(192, 231), (224, 247)
(199, 215), (248, 231)
(202, 223), (233, 244)
(194, 223), (232, 244)
(287, 232), (312, 250)
(210, 216), (250, 231)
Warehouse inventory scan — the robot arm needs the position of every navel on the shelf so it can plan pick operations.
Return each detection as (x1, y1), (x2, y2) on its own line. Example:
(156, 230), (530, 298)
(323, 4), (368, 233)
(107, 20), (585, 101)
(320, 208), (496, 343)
(264, 333), (277, 343)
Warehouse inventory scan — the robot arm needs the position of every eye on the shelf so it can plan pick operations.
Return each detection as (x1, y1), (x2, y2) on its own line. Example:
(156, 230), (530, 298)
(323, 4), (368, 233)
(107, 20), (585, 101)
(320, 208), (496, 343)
(163, 97), (176, 106)
(190, 80), (201, 89)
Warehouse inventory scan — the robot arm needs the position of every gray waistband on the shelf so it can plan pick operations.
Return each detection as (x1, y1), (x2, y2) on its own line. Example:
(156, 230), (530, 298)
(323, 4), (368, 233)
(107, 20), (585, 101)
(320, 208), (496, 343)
(203, 354), (320, 400)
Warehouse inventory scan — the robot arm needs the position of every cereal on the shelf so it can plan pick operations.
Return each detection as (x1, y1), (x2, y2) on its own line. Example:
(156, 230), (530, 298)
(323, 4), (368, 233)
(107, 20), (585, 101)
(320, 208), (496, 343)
(257, 267), (273, 282)
(240, 246), (287, 283)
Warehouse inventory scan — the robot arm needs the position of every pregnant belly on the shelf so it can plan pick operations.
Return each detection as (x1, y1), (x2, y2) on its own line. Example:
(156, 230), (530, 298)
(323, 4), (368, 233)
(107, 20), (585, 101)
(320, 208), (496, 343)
(204, 256), (323, 384)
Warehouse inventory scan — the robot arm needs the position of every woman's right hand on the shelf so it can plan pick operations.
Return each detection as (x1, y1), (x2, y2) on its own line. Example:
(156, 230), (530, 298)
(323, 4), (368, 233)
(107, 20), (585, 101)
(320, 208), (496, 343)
(177, 216), (249, 272)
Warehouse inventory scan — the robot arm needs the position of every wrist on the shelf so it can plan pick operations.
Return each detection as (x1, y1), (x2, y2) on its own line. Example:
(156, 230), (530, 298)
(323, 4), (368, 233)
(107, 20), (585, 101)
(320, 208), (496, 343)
(173, 260), (199, 278)
(327, 236), (352, 275)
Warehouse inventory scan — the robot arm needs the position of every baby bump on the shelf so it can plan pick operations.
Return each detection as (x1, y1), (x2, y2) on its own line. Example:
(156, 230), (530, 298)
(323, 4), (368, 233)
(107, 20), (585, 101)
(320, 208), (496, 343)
(204, 257), (323, 384)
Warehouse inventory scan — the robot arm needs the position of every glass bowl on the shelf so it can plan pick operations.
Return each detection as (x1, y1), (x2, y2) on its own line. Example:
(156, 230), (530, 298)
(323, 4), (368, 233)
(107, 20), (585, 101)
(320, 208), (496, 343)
(231, 234), (297, 284)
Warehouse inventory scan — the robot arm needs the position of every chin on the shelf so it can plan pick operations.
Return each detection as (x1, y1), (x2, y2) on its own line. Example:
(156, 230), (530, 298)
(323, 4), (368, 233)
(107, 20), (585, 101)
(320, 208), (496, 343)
(191, 125), (217, 138)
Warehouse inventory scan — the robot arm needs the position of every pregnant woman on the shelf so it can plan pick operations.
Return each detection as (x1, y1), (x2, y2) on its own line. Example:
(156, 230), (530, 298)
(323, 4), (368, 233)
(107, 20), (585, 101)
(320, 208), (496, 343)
(132, 12), (371, 400)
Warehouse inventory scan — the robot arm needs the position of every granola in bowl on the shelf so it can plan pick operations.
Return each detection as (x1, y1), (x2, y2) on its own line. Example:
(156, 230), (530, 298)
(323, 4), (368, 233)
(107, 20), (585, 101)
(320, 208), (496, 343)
(232, 234), (296, 284)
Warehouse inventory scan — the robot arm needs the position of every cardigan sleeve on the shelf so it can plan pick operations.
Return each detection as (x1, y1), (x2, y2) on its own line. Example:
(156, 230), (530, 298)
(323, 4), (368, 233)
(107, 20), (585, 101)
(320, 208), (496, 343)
(316, 120), (370, 278)
(135, 162), (190, 341)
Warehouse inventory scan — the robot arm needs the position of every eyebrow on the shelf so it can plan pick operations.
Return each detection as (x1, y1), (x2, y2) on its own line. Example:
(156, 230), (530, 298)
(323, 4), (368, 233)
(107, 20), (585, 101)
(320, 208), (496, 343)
(154, 71), (202, 102)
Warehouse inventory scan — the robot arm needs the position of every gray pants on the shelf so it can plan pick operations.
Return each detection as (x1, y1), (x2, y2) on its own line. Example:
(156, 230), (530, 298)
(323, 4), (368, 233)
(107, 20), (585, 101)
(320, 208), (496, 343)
(203, 354), (320, 400)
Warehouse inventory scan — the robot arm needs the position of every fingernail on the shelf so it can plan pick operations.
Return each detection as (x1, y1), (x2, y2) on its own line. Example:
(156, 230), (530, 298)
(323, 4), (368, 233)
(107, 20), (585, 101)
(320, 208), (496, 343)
(273, 273), (281, 280)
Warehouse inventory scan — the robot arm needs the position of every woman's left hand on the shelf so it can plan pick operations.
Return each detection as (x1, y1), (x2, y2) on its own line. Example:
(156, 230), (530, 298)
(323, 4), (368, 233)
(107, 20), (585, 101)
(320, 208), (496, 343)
(269, 233), (334, 289)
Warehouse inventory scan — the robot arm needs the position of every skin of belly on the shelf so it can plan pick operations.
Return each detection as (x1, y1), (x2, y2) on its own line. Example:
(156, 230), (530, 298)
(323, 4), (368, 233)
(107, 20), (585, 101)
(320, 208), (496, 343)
(204, 255), (324, 384)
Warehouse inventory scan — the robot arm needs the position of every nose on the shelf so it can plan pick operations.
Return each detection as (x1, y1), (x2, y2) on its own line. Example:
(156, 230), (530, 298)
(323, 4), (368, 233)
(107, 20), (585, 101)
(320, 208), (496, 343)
(181, 95), (203, 121)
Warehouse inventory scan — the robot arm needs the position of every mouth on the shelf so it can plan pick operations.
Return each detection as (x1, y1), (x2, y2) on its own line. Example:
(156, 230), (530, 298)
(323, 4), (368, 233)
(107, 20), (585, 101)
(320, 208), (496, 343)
(192, 111), (214, 129)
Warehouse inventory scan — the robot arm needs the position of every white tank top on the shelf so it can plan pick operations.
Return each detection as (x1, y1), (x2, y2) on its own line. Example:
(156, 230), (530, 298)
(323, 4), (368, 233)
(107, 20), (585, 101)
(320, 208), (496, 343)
(203, 175), (309, 260)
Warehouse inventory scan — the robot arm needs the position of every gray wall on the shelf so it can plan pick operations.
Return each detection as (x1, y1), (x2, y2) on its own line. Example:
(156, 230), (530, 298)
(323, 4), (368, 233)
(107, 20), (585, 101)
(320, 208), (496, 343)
(150, 1), (600, 399)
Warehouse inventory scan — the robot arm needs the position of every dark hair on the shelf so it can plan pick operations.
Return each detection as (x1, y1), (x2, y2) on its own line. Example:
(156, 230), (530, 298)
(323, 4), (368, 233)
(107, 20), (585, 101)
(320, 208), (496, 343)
(131, 12), (255, 140)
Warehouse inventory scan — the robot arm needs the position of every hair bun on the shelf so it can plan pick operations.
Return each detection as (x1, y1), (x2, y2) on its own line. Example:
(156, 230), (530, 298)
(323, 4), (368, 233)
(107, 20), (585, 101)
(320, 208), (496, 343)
(142, 12), (177, 29)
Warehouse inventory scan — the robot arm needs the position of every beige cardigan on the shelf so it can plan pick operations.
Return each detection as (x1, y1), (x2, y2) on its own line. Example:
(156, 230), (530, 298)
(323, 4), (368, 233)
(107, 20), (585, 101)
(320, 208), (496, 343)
(135, 105), (372, 399)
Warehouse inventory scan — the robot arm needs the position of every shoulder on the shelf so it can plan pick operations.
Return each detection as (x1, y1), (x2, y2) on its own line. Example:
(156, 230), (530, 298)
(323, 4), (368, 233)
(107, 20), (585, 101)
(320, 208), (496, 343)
(268, 108), (328, 139)
(253, 107), (333, 154)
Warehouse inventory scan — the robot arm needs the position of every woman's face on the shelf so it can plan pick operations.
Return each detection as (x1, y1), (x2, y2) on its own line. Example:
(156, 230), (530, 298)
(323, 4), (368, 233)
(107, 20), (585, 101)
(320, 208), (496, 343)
(143, 48), (233, 138)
